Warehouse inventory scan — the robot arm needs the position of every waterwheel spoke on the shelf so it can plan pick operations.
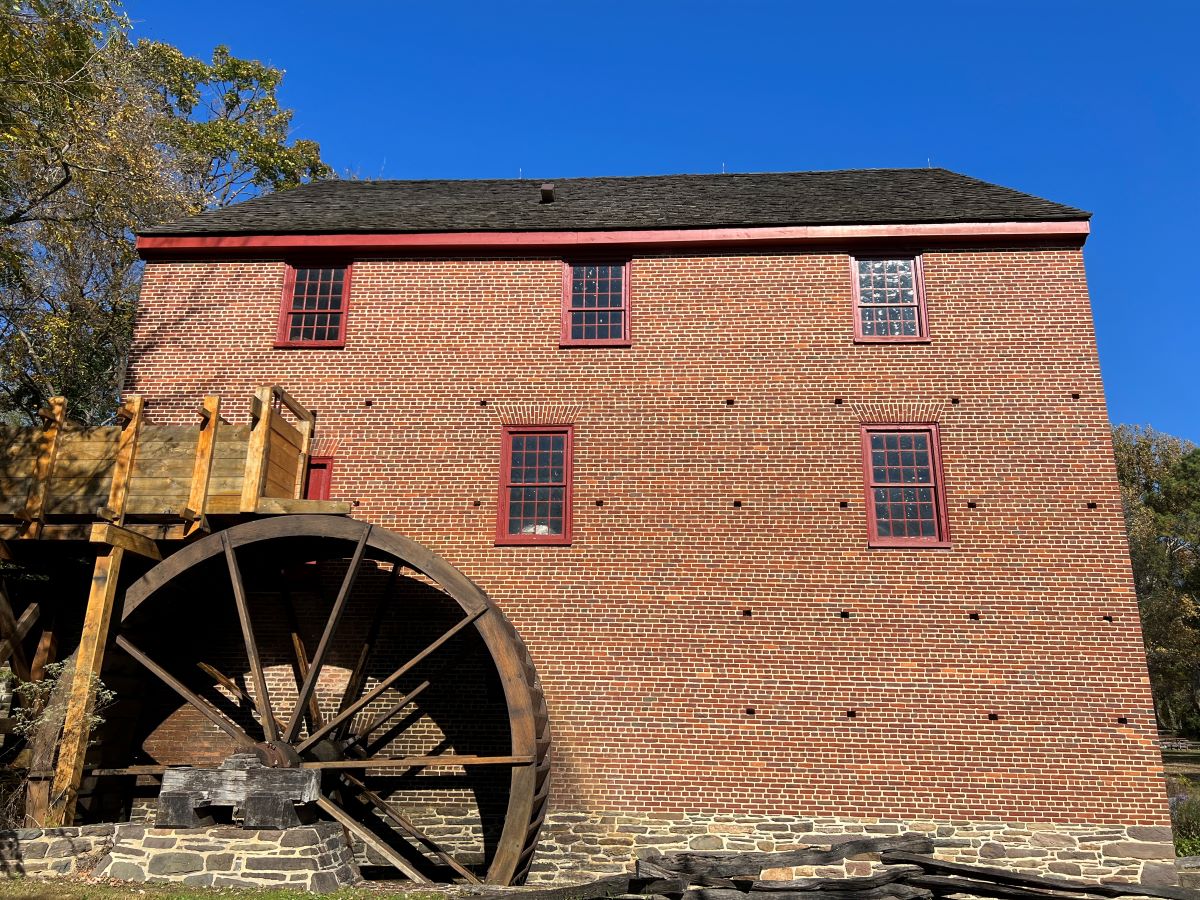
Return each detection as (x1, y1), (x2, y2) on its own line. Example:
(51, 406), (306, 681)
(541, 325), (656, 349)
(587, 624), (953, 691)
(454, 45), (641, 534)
(282, 527), (371, 743)
(295, 607), (487, 753)
(332, 567), (392, 742)
(315, 793), (430, 883)
(338, 771), (481, 883)
(281, 581), (325, 732)
(223, 534), (276, 743)
(344, 680), (430, 751)
(301, 754), (535, 770)
(197, 660), (286, 734)
(115, 634), (254, 749)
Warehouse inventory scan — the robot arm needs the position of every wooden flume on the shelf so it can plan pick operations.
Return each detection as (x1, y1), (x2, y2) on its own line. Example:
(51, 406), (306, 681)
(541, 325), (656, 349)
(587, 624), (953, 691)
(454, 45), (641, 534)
(0, 387), (551, 885)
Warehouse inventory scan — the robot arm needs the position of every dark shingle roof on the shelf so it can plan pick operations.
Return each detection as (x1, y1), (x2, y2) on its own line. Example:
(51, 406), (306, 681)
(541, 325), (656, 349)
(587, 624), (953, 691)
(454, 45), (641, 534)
(141, 168), (1089, 236)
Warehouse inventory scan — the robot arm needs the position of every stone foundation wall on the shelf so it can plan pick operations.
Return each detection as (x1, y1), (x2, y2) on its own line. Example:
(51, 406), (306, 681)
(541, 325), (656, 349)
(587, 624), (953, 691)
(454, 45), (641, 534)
(0, 823), (358, 893)
(529, 814), (1179, 887)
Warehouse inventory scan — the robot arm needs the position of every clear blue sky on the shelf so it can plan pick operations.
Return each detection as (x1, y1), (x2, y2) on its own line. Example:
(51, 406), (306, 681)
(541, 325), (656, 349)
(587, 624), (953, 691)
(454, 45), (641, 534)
(123, 0), (1198, 441)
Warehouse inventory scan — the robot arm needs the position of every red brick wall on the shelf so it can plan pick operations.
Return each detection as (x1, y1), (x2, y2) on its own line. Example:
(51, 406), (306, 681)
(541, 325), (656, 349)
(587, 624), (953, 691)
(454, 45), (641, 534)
(126, 243), (1169, 826)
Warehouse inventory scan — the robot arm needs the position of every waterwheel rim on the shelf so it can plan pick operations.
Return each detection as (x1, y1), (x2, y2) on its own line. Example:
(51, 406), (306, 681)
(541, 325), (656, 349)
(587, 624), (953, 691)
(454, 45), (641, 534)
(115, 515), (550, 885)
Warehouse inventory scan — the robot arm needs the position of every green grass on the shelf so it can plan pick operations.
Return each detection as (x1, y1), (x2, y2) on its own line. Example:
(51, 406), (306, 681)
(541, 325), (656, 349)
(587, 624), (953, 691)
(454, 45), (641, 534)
(0, 880), (447, 900)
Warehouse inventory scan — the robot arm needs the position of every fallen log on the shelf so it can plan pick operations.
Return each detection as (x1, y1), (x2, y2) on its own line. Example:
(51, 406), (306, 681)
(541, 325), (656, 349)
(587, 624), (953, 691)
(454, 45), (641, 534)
(740, 866), (926, 893)
(652, 836), (936, 878)
(681, 886), (931, 900)
(907, 874), (1095, 900)
(882, 852), (1198, 900)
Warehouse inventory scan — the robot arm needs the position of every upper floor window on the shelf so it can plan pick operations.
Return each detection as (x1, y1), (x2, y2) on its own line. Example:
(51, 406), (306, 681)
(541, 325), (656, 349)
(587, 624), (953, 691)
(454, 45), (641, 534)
(276, 264), (350, 348)
(861, 424), (950, 548)
(561, 261), (630, 346)
(497, 426), (573, 545)
(851, 256), (927, 342)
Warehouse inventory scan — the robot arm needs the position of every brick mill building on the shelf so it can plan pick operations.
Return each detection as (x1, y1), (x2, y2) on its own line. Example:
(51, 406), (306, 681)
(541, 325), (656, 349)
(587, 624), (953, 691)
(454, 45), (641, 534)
(126, 169), (1174, 882)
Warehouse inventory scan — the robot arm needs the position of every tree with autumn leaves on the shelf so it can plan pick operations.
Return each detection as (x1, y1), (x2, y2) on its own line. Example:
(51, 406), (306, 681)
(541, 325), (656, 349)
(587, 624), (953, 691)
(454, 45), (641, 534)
(0, 1), (330, 424)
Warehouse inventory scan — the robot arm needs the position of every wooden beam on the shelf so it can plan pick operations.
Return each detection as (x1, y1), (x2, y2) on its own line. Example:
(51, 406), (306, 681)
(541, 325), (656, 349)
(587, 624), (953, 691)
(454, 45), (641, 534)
(301, 754), (534, 770)
(21, 396), (67, 537)
(346, 680), (430, 750)
(185, 396), (220, 535)
(240, 387), (274, 512)
(0, 581), (32, 681)
(0, 601), (39, 667)
(105, 396), (144, 527)
(29, 617), (56, 683)
(253, 497), (352, 516)
(333, 569), (391, 741)
(281, 526), (371, 743)
(648, 836), (935, 878)
(223, 533), (276, 743)
(339, 770), (480, 883)
(280, 587), (324, 733)
(45, 545), (125, 826)
(114, 633), (255, 750)
(295, 606), (486, 753)
(89, 523), (162, 560)
(315, 794), (429, 883)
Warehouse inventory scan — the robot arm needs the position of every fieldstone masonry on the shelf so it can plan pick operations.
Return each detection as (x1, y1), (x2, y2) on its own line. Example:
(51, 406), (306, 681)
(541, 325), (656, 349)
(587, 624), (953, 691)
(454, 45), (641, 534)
(0, 822), (359, 892)
(527, 814), (1180, 887)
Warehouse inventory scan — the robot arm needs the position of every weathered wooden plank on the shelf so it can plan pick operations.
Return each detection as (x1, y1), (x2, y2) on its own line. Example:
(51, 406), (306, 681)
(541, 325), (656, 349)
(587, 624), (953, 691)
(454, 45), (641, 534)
(223, 533), (276, 743)
(269, 416), (305, 452)
(657, 837), (936, 878)
(882, 852), (1198, 900)
(253, 498), (352, 515)
(240, 386), (274, 512)
(104, 397), (144, 528)
(185, 397), (220, 536)
(469, 874), (636, 900)
(744, 867), (926, 893)
(682, 888), (930, 900)
(22, 397), (67, 535)
(90, 523), (162, 560)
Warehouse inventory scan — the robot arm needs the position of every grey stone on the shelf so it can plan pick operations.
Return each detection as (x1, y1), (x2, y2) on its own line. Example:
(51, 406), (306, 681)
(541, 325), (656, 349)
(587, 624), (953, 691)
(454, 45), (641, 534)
(246, 855), (317, 871)
(980, 842), (1006, 859)
(21, 842), (48, 859)
(1031, 832), (1077, 849)
(1048, 862), (1082, 876)
(1103, 842), (1176, 860)
(114, 825), (145, 841)
(105, 860), (148, 882)
(147, 851), (205, 875)
(1142, 862), (1181, 887)
(182, 873), (215, 886)
(311, 870), (341, 893)
(206, 853), (235, 871)
(1128, 827), (1175, 844)
(143, 836), (177, 849)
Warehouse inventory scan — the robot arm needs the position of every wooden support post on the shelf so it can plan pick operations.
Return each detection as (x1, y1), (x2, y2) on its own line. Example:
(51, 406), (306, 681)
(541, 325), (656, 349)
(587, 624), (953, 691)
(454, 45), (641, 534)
(44, 545), (125, 826)
(21, 397), (66, 538)
(184, 396), (220, 535)
(240, 387), (274, 512)
(0, 582), (32, 682)
(44, 394), (142, 826)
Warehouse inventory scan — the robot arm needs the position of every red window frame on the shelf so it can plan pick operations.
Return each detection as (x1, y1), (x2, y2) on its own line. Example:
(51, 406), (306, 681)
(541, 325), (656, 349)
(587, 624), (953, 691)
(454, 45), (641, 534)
(496, 425), (574, 546)
(304, 455), (334, 500)
(275, 262), (352, 348)
(850, 254), (929, 343)
(860, 423), (951, 548)
(560, 260), (631, 347)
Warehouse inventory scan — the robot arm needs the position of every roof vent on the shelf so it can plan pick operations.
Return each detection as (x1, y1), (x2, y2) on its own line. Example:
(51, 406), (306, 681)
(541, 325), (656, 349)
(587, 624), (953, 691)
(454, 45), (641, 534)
(540, 183), (555, 204)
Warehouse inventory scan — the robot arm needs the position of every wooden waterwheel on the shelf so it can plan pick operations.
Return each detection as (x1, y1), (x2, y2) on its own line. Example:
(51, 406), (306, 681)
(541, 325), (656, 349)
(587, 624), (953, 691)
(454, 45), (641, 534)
(106, 515), (551, 885)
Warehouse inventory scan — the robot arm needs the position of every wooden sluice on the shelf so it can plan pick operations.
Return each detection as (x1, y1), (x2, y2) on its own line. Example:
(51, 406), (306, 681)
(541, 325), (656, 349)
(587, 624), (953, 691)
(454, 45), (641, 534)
(0, 386), (348, 827)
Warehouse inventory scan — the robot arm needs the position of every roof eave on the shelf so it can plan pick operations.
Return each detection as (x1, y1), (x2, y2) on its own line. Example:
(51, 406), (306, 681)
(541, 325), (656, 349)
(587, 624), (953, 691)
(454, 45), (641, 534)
(137, 219), (1091, 259)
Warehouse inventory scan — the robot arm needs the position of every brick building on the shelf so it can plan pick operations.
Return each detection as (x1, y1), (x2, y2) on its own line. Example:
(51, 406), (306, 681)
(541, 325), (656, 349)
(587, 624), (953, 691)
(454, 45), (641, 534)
(128, 169), (1174, 882)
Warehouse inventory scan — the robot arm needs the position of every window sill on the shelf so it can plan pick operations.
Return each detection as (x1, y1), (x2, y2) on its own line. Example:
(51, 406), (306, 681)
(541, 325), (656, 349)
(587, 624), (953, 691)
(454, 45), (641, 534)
(853, 337), (932, 345)
(559, 340), (632, 349)
(274, 342), (346, 350)
(495, 538), (573, 547)
(867, 540), (952, 550)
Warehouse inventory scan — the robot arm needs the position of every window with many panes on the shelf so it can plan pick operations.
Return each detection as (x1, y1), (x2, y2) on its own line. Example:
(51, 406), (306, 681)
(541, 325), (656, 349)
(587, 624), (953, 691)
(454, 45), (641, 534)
(561, 261), (630, 346)
(497, 426), (573, 545)
(851, 256), (928, 342)
(276, 264), (350, 348)
(860, 424), (950, 547)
